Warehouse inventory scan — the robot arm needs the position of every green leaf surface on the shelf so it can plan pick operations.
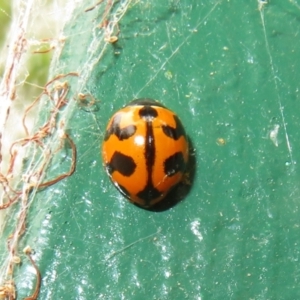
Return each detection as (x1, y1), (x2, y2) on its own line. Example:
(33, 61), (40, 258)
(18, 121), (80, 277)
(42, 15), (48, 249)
(12, 0), (300, 299)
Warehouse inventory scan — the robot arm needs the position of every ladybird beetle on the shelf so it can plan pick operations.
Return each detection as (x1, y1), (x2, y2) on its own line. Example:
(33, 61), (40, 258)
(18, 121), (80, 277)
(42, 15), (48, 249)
(102, 98), (189, 208)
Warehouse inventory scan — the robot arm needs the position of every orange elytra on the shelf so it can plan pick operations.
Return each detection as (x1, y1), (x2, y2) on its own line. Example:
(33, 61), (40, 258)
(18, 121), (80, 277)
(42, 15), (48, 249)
(102, 98), (189, 208)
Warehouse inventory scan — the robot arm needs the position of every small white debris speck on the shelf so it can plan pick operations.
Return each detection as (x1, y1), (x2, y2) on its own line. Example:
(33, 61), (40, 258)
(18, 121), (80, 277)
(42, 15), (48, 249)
(270, 124), (279, 147)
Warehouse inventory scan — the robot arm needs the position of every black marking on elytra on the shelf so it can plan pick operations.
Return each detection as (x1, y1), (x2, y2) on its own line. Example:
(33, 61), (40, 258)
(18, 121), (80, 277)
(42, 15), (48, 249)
(108, 151), (136, 176)
(139, 105), (158, 121)
(127, 98), (166, 108)
(136, 184), (163, 203)
(105, 113), (136, 141)
(162, 115), (185, 140)
(136, 105), (161, 205)
(144, 108), (155, 180)
(164, 152), (185, 177)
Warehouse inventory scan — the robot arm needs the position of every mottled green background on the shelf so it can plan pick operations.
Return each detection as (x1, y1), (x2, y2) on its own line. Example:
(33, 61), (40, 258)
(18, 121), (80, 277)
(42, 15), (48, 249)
(14, 0), (300, 299)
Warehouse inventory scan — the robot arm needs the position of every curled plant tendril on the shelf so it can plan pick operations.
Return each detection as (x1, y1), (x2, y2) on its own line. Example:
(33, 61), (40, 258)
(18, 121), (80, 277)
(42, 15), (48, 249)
(23, 247), (41, 300)
(0, 72), (79, 300)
